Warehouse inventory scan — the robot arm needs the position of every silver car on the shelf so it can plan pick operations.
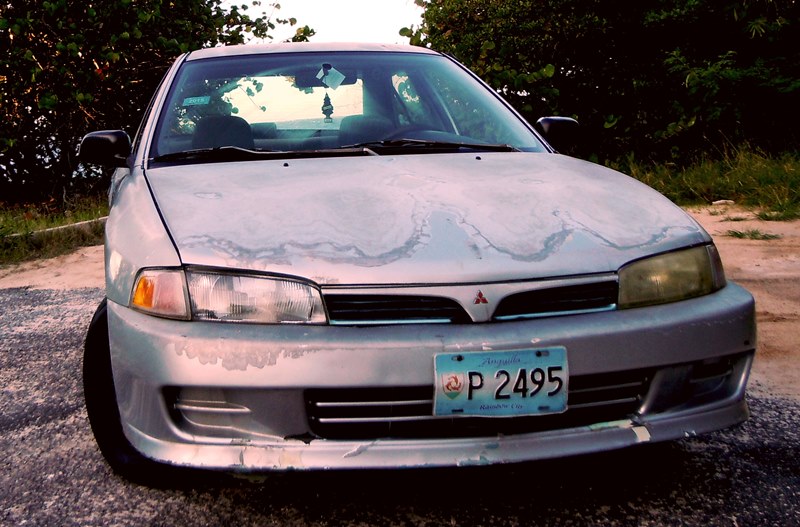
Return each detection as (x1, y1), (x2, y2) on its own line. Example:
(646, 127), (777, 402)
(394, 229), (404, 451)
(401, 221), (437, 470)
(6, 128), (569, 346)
(79, 43), (756, 482)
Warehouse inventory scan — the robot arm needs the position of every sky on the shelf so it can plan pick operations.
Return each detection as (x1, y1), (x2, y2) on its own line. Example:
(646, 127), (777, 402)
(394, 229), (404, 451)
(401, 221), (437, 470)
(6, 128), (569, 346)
(263, 0), (424, 44)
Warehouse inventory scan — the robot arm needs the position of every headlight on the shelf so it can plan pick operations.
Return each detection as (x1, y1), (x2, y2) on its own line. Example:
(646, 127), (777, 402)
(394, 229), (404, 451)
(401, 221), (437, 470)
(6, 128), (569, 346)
(618, 245), (726, 309)
(130, 269), (190, 319)
(186, 271), (326, 324)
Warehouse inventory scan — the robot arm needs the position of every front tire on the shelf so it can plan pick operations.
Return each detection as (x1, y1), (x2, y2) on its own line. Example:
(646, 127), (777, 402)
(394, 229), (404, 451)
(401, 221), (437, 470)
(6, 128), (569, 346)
(83, 299), (171, 484)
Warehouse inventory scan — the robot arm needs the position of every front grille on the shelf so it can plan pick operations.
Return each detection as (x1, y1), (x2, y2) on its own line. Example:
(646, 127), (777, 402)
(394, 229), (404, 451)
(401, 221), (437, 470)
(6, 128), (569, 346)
(306, 368), (653, 440)
(324, 294), (471, 324)
(323, 280), (618, 326)
(493, 280), (618, 320)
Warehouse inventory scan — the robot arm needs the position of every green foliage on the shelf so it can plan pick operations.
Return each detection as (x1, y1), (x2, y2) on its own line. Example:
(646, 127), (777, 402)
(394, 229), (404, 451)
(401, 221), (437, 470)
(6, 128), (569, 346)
(0, 194), (107, 234)
(620, 147), (800, 214)
(0, 220), (106, 264)
(411, 0), (800, 164)
(0, 0), (309, 205)
(725, 229), (781, 240)
(755, 209), (799, 221)
(0, 194), (108, 264)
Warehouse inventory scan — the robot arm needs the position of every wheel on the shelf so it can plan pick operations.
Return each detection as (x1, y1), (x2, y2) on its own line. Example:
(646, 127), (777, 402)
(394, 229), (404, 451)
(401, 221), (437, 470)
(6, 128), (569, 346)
(83, 299), (172, 484)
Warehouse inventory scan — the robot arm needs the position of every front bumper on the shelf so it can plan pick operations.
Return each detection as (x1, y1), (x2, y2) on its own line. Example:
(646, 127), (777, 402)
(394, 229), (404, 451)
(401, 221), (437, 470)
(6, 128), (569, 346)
(107, 282), (755, 471)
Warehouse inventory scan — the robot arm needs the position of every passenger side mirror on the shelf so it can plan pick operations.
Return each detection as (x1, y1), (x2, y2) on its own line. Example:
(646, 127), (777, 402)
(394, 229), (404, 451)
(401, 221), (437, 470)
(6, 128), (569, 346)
(78, 130), (131, 167)
(535, 117), (580, 156)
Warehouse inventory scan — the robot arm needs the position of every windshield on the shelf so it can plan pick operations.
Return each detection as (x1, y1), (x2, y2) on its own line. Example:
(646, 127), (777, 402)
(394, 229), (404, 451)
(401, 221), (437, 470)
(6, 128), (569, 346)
(150, 51), (546, 160)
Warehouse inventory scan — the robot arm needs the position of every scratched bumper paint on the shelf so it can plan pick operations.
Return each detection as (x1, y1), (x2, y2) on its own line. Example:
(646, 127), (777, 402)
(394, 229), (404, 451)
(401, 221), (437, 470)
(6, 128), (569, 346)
(107, 283), (754, 471)
(119, 399), (749, 471)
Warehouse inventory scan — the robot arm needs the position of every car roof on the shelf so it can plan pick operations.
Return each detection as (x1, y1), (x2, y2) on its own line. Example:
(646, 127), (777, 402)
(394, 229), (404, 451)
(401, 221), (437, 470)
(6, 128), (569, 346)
(186, 42), (441, 61)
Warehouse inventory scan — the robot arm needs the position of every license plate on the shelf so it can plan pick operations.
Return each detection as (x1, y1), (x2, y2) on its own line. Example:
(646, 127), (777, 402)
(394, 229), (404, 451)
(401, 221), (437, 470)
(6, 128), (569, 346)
(433, 347), (568, 417)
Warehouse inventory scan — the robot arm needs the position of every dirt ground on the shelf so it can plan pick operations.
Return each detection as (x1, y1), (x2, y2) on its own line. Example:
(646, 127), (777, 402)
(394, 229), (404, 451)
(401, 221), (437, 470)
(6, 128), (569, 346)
(1, 204), (796, 398)
(686, 205), (800, 400)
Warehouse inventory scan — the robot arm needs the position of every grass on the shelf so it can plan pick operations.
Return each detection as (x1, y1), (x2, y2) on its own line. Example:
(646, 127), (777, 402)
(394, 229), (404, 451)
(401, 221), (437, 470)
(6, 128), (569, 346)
(0, 194), (108, 233)
(623, 147), (800, 219)
(755, 209), (798, 221)
(0, 194), (108, 265)
(725, 229), (782, 240)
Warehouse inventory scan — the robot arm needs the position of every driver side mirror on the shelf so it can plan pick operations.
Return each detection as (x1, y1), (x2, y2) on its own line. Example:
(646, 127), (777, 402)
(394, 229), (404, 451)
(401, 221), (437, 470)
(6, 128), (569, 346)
(78, 130), (131, 167)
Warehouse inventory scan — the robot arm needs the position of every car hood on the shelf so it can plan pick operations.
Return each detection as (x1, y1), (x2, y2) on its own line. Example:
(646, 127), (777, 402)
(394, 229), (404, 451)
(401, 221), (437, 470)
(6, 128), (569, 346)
(145, 152), (708, 285)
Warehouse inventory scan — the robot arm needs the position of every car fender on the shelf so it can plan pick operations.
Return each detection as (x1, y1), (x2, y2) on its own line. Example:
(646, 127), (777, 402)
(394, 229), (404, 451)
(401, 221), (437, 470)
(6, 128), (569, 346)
(104, 169), (182, 306)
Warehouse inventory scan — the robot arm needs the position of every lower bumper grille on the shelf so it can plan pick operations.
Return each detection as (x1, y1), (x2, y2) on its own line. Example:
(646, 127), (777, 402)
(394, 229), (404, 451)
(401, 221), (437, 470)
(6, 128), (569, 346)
(162, 354), (750, 442)
(305, 353), (750, 440)
(306, 368), (655, 440)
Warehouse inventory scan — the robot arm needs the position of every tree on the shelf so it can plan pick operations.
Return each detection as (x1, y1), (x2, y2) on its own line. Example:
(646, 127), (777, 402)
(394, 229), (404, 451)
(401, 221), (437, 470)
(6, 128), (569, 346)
(0, 0), (313, 205)
(405, 0), (800, 164)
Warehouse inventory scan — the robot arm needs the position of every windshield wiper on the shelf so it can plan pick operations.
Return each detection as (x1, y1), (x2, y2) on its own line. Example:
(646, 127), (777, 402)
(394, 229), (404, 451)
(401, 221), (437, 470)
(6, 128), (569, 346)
(151, 146), (281, 163)
(151, 140), (519, 164)
(151, 145), (379, 164)
(343, 139), (521, 152)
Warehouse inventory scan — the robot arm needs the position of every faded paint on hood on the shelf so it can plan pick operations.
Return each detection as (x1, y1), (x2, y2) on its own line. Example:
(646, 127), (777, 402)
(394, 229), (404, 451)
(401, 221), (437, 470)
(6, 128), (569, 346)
(145, 152), (708, 285)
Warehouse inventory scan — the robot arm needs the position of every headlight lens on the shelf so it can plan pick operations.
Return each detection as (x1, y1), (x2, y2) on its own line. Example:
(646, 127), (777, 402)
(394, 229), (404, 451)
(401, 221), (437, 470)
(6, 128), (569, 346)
(186, 271), (326, 324)
(131, 269), (190, 319)
(618, 245), (726, 309)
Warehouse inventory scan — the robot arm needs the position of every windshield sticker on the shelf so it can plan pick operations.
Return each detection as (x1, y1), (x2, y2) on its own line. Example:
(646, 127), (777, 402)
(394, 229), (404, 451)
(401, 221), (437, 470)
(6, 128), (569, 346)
(182, 96), (211, 107)
(316, 64), (346, 90)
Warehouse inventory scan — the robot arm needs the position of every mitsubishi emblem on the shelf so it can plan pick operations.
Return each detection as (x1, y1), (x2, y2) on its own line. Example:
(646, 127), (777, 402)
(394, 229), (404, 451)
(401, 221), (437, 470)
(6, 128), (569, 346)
(474, 290), (489, 305)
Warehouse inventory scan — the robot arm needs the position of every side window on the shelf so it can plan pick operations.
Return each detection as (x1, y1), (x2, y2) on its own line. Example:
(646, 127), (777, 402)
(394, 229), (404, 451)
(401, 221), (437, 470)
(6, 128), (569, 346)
(155, 80), (234, 155)
(434, 74), (490, 141)
(392, 74), (428, 126)
(426, 70), (516, 145)
(389, 69), (513, 144)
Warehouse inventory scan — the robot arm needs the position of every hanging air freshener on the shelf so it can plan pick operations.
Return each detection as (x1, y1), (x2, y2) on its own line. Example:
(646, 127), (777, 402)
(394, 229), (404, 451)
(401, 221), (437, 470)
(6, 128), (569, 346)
(321, 93), (334, 123)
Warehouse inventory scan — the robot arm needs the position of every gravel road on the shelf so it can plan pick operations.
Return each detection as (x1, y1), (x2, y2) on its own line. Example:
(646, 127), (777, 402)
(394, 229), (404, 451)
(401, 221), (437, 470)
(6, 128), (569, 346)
(1, 286), (798, 526)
